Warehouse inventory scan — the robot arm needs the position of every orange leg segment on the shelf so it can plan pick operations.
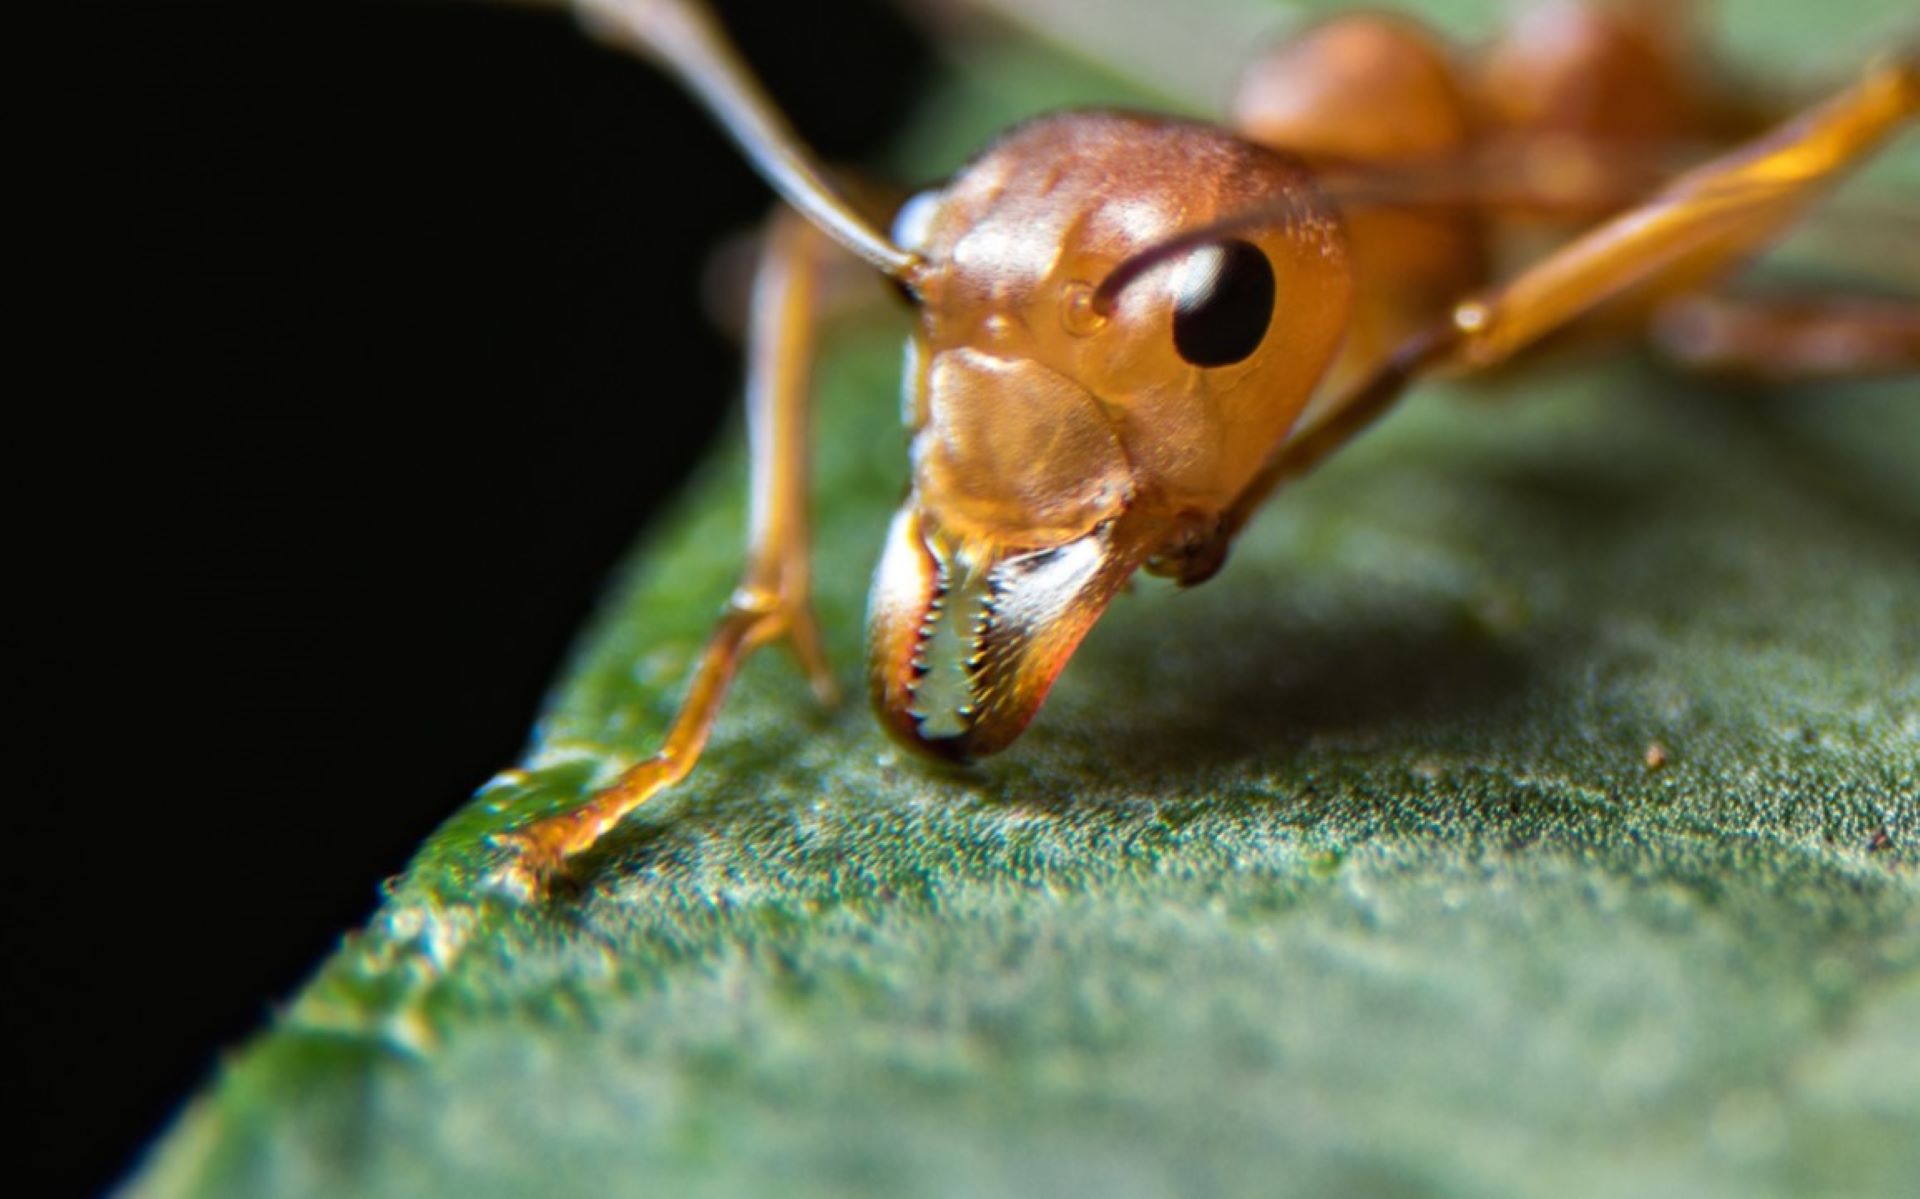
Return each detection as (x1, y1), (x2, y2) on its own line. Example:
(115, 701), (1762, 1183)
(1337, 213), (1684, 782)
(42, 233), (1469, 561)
(1443, 53), (1918, 372)
(496, 209), (834, 895)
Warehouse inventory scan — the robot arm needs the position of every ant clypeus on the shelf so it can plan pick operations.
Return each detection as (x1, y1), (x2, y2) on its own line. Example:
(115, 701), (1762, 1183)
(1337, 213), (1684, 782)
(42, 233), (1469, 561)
(491, 0), (1917, 893)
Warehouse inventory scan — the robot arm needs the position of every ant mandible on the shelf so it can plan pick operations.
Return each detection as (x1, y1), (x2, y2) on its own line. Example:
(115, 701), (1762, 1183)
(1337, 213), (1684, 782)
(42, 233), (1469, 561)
(496, 0), (1918, 893)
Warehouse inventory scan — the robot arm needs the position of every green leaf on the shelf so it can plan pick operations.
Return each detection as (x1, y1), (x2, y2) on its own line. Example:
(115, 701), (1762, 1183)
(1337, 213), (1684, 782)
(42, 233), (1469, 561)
(135, 4), (1918, 1196)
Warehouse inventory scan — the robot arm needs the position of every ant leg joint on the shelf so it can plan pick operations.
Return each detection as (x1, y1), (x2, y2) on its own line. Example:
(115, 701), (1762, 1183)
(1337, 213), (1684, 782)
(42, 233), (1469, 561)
(727, 584), (783, 619)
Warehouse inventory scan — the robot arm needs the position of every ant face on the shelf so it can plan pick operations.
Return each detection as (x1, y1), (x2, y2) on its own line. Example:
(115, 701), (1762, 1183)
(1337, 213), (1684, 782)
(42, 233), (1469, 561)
(868, 112), (1353, 762)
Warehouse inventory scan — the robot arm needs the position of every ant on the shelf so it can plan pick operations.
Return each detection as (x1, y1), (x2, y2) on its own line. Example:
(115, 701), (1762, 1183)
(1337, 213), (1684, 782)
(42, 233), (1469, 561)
(494, 0), (1918, 892)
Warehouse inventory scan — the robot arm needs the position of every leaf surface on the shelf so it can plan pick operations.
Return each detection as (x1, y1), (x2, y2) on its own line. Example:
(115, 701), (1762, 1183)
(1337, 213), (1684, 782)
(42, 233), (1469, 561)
(135, 3), (1919, 1196)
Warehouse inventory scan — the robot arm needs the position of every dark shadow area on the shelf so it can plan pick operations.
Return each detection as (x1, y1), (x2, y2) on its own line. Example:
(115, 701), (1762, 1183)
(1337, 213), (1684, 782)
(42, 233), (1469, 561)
(1681, 377), (1920, 553)
(54, 1), (931, 1191)
(1107, 604), (1539, 776)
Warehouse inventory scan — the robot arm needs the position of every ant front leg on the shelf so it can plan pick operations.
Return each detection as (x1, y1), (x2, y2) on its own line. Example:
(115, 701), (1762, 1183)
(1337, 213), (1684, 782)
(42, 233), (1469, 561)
(1225, 51), (1918, 527)
(496, 209), (836, 896)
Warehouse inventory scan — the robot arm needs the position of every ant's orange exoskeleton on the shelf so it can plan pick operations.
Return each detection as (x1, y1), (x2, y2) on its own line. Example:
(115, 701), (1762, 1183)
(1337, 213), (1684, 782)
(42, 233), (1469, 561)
(494, 0), (1918, 892)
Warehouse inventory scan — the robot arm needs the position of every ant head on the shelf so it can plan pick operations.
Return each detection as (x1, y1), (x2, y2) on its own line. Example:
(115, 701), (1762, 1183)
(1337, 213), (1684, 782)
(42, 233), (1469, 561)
(868, 112), (1353, 761)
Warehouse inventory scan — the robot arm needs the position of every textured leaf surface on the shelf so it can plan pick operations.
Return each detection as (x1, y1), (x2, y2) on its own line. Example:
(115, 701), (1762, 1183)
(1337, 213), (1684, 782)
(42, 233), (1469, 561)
(136, 3), (1918, 1196)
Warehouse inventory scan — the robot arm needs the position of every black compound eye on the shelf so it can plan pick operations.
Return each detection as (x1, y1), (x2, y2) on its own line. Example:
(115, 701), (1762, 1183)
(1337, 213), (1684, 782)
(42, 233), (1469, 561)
(1170, 239), (1275, 367)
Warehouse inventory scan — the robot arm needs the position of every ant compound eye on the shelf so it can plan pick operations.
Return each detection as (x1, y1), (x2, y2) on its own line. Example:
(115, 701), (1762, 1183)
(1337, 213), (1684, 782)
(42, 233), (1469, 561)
(1170, 239), (1275, 367)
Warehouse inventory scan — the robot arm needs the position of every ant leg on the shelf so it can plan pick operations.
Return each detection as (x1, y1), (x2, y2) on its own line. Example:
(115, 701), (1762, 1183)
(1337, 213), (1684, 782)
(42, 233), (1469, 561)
(497, 209), (834, 895)
(1443, 53), (1916, 372)
(1224, 53), (1918, 532)
(1651, 290), (1920, 383)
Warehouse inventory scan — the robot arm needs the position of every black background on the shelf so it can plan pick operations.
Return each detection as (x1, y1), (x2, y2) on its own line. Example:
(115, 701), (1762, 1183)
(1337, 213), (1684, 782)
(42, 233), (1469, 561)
(56, 1), (931, 1190)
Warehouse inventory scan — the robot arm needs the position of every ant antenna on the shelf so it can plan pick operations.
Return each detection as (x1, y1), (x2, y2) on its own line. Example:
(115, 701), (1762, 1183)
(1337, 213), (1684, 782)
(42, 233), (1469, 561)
(566, 0), (922, 281)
